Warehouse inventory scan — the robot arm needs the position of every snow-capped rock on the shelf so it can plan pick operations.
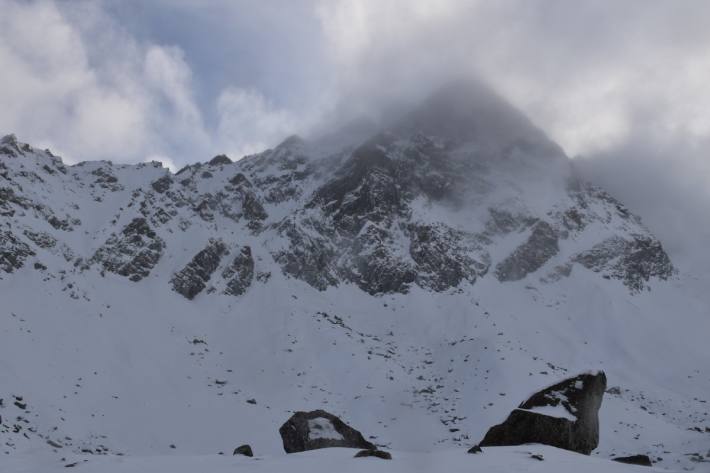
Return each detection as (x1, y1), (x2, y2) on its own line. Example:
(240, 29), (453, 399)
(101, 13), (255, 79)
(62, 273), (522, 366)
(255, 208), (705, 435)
(479, 371), (607, 454)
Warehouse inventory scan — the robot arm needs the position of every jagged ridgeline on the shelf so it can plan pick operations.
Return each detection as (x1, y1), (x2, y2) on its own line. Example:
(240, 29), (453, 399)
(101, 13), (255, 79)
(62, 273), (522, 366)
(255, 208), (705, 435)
(0, 81), (673, 297)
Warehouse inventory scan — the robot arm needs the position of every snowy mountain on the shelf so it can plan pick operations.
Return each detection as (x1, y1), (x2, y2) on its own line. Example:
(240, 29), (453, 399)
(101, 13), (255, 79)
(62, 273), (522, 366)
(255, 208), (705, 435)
(1, 82), (708, 472)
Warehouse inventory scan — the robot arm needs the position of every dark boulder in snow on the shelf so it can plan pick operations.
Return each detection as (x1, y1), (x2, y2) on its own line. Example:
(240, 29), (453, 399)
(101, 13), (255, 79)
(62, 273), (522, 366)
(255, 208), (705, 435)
(278, 409), (375, 453)
(479, 371), (606, 455)
(612, 454), (653, 467)
(233, 444), (253, 457)
(171, 239), (228, 300)
(354, 449), (392, 460)
(467, 444), (483, 454)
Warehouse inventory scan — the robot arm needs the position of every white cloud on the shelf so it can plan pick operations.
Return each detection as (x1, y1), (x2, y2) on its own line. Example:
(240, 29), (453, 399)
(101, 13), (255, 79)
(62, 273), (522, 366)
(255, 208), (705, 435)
(315, 0), (710, 157)
(0, 0), (209, 164)
(216, 87), (303, 158)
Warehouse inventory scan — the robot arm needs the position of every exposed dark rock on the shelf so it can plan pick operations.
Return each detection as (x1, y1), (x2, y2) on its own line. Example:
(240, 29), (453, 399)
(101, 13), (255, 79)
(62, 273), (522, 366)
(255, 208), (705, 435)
(342, 224), (417, 294)
(485, 208), (534, 236)
(495, 220), (559, 281)
(574, 236), (674, 291)
(209, 154), (232, 166)
(0, 134), (23, 157)
(171, 240), (228, 300)
(23, 229), (57, 248)
(229, 173), (252, 187)
(273, 218), (339, 291)
(46, 439), (63, 449)
(279, 409), (375, 453)
(354, 449), (392, 460)
(233, 444), (253, 457)
(310, 140), (402, 234)
(0, 230), (35, 273)
(150, 175), (172, 194)
(91, 167), (122, 191)
(612, 455), (653, 467)
(92, 218), (165, 282)
(409, 223), (488, 291)
(467, 445), (482, 454)
(222, 246), (254, 296)
(479, 371), (606, 455)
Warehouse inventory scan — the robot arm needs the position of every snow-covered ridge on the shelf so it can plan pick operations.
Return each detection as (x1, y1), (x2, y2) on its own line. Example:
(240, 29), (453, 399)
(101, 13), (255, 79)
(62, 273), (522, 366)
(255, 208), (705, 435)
(0, 84), (707, 472)
(0, 89), (674, 298)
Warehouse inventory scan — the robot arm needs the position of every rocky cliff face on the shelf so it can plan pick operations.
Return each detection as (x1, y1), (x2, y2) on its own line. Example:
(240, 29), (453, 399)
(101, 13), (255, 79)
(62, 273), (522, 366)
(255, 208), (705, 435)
(0, 83), (674, 298)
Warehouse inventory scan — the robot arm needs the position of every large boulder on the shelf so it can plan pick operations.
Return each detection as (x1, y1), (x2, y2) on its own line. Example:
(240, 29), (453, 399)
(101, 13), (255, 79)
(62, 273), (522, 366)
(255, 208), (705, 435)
(479, 371), (606, 454)
(612, 454), (653, 467)
(278, 409), (375, 453)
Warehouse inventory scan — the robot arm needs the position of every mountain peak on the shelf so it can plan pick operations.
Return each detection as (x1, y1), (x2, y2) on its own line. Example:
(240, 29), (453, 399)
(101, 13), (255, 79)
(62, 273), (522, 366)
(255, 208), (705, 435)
(395, 79), (564, 161)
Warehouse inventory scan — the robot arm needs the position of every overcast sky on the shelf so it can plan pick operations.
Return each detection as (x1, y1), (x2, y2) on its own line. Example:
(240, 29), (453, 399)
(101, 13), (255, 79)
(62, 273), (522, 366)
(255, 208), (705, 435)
(2, 0), (710, 269)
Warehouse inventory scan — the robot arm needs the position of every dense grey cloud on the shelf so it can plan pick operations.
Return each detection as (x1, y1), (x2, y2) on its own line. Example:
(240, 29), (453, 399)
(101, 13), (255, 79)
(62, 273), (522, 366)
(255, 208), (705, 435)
(1, 0), (709, 267)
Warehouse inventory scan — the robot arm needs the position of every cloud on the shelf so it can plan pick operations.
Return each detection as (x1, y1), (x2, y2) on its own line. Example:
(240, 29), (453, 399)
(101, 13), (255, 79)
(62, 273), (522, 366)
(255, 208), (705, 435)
(315, 0), (710, 156)
(0, 0), (209, 164)
(215, 88), (305, 158)
(2, 0), (710, 268)
(312, 0), (710, 269)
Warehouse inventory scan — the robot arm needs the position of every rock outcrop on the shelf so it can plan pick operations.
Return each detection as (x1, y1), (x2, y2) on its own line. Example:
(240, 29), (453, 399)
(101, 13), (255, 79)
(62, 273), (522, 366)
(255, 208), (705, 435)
(92, 218), (165, 282)
(278, 409), (375, 453)
(479, 371), (606, 454)
(222, 245), (254, 296)
(171, 239), (227, 300)
(495, 220), (559, 281)
(233, 444), (253, 457)
(612, 454), (653, 467)
(0, 230), (35, 273)
(354, 449), (392, 460)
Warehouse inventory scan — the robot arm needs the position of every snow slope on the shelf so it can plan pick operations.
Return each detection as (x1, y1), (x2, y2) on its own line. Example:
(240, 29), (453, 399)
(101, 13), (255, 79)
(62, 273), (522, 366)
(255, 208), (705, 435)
(2, 446), (679, 473)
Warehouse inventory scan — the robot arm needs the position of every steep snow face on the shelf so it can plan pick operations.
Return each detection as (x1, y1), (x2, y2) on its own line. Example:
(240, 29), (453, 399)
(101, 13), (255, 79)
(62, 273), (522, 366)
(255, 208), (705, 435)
(0, 85), (706, 471)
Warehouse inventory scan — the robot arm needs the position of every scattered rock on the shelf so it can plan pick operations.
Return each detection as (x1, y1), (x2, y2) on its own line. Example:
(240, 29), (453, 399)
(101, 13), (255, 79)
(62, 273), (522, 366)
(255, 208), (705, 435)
(479, 371), (606, 455)
(612, 455), (653, 467)
(279, 409), (375, 453)
(530, 453), (544, 461)
(233, 444), (253, 457)
(354, 449), (392, 460)
(46, 439), (63, 449)
(246, 398), (257, 405)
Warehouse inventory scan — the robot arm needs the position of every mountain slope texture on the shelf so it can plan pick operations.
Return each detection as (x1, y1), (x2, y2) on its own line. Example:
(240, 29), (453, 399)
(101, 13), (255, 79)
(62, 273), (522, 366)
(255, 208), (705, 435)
(0, 82), (708, 472)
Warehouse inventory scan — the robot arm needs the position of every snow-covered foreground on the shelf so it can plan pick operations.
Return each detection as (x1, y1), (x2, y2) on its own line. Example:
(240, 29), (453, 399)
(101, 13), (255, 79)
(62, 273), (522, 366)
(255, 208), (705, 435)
(1, 446), (676, 473)
(1, 268), (709, 471)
